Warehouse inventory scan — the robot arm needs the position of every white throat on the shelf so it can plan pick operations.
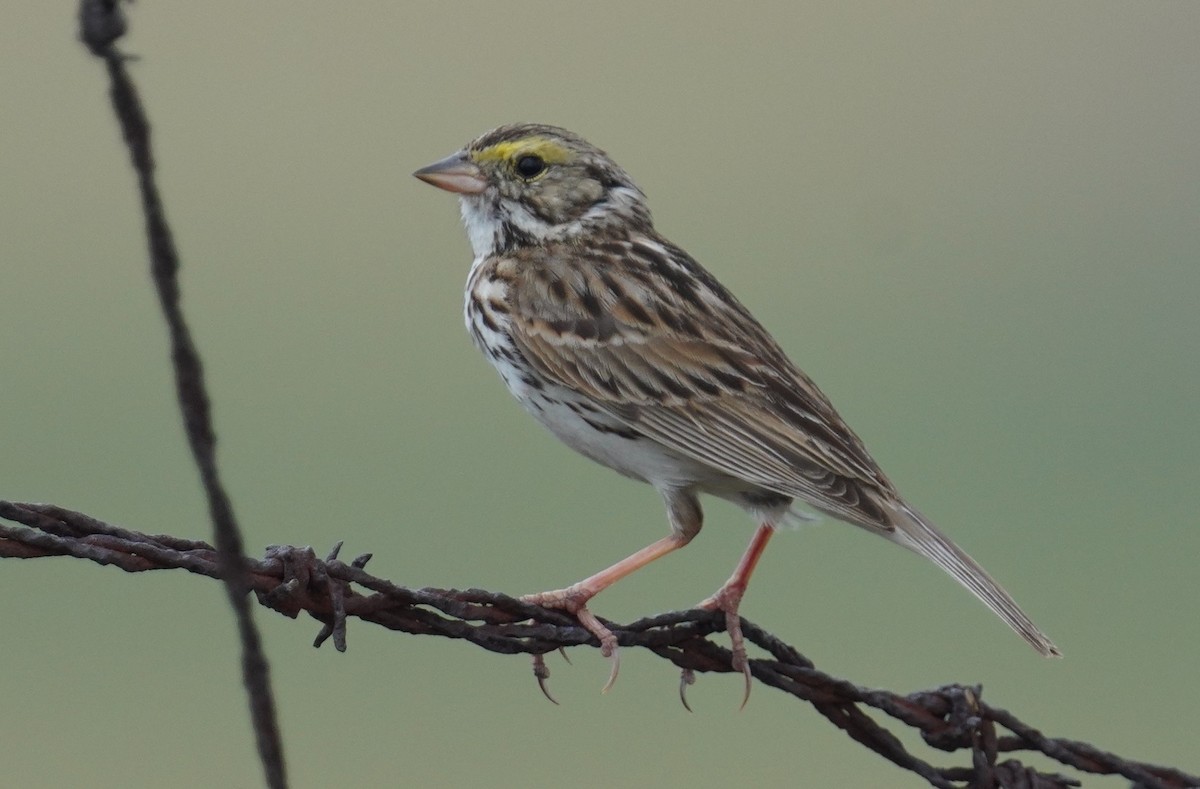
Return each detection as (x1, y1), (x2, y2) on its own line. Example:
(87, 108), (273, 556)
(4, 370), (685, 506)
(459, 196), (499, 259)
(458, 184), (647, 259)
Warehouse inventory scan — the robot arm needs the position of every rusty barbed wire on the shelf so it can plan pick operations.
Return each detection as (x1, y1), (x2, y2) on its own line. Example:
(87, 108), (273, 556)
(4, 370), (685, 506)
(2, 500), (1195, 789)
(77, 2), (287, 785)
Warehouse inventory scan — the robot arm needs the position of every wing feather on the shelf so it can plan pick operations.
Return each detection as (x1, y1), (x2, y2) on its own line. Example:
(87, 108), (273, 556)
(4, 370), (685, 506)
(502, 235), (898, 531)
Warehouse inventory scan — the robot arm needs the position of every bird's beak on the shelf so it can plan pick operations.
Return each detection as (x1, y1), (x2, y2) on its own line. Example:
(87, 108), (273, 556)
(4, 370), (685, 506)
(413, 152), (488, 195)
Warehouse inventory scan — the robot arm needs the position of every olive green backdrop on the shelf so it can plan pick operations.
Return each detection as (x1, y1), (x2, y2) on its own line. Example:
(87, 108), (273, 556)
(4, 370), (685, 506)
(3, 3), (1197, 787)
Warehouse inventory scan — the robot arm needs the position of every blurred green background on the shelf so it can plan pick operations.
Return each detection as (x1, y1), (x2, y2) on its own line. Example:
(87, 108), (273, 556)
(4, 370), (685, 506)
(3, 3), (1197, 787)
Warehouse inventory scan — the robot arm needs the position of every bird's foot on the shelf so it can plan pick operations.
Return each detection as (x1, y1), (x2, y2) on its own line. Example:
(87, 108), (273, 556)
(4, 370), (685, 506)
(698, 582), (752, 709)
(522, 585), (620, 693)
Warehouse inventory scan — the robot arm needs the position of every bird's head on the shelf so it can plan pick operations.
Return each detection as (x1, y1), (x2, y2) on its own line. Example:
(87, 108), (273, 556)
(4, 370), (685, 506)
(414, 123), (652, 257)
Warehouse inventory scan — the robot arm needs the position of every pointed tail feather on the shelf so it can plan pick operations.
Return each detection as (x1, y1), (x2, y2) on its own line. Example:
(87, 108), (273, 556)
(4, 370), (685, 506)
(888, 503), (1062, 658)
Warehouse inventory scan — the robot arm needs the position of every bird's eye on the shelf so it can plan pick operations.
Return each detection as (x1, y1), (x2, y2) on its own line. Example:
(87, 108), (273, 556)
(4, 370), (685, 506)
(514, 154), (546, 180)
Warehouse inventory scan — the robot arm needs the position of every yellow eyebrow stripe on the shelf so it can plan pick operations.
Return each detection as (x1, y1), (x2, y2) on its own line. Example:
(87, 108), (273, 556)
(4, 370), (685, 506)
(472, 137), (573, 165)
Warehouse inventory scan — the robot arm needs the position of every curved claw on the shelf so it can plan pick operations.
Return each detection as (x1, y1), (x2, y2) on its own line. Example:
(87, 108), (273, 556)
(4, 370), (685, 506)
(532, 653), (559, 705)
(679, 668), (696, 712)
(599, 648), (620, 694)
(738, 659), (752, 711)
(721, 607), (754, 710)
(557, 646), (572, 665)
(698, 588), (755, 709)
(573, 605), (620, 693)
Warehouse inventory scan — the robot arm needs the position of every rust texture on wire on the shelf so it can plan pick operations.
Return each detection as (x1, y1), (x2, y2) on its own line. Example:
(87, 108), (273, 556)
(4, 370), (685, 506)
(77, 2), (286, 788)
(3, 502), (1196, 789)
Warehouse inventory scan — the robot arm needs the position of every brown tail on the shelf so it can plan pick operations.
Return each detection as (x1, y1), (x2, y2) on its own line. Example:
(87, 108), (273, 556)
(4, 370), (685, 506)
(888, 503), (1061, 657)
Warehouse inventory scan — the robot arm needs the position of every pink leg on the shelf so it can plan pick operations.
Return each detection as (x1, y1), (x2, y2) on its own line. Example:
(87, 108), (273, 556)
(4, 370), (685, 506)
(698, 522), (775, 707)
(523, 532), (692, 692)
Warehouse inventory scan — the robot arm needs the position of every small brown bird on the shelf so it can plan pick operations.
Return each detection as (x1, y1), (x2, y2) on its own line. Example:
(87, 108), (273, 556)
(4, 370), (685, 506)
(414, 124), (1060, 697)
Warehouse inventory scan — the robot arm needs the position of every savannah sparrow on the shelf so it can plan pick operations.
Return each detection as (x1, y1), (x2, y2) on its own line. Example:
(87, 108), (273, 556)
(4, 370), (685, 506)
(414, 123), (1061, 695)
